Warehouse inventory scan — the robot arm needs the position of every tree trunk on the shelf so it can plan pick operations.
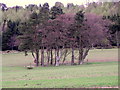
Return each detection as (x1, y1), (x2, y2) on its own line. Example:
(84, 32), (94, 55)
(62, 49), (68, 64)
(116, 30), (119, 48)
(71, 47), (74, 65)
(36, 49), (39, 66)
(41, 47), (44, 66)
(56, 48), (60, 66)
(78, 48), (83, 65)
(54, 49), (57, 66)
(83, 48), (90, 60)
(47, 49), (50, 66)
(31, 51), (36, 64)
(32, 51), (35, 59)
(79, 48), (90, 65)
(78, 35), (83, 65)
(50, 49), (53, 65)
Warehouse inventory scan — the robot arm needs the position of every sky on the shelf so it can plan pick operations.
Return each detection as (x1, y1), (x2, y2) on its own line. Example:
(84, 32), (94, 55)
(0, 0), (99, 7)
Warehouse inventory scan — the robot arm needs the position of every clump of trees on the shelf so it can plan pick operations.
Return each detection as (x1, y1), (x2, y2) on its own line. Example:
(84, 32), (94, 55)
(1, 2), (119, 67)
(17, 3), (110, 66)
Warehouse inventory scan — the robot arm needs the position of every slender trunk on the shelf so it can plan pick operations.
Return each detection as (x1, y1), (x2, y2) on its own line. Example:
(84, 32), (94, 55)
(32, 51), (35, 59)
(116, 30), (119, 48)
(62, 49), (68, 64)
(59, 48), (62, 60)
(56, 48), (60, 66)
(83, 48), (90, 60)
(41, 48), (42, 66)
(71, 47), (74, 65)
(31, 51), (36, 64)
(41, 47), (44, 66)
(50, 49), (53, 65)
(36, 49), (39, 66)
(78, 48), (83, 65)
(43, 48), (44, 66)
(79, 48), (90, 65)
(47, 49), (50, 66)
(78, 35), (83, 65)
(54, 49), (57, 65)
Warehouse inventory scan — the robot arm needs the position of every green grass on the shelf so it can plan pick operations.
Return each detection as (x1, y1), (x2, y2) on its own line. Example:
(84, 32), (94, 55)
(2, 62), (118, 88)
(3, 76), (118, 88)
(2, 49), (118, 88)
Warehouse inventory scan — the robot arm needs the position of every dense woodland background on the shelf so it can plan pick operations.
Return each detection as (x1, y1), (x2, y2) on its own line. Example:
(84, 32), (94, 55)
(0, 1), (120, 66)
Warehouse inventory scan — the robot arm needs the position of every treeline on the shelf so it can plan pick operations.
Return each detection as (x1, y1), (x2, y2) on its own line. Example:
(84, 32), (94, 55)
(0, 2), (120, 23)
(0, 2), (120, 66)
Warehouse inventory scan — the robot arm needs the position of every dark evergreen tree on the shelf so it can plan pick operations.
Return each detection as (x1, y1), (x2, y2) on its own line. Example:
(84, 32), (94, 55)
(50, 6), (64, 19)
(107, 14), (120, 47)
(2, 20), (20, 50)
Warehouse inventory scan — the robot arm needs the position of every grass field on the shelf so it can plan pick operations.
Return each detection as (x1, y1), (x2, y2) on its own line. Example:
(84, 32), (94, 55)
(2, 49), (118, 88)
(2, 48), (118, 66)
